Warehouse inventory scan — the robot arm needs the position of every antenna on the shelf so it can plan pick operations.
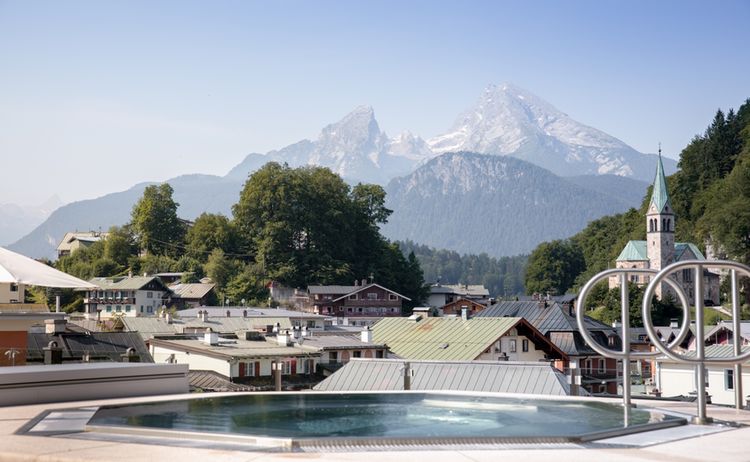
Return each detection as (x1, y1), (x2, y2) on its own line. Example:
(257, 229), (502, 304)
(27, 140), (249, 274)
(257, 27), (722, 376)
(658, 142), (662, 157)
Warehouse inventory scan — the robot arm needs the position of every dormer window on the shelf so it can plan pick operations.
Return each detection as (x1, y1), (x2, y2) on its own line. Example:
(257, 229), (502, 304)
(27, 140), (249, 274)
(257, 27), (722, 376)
(349, 294), (358, 300)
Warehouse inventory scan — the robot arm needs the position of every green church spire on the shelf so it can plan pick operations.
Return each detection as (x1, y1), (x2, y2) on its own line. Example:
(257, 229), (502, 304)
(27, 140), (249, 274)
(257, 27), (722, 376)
(650, 144), (672, 213)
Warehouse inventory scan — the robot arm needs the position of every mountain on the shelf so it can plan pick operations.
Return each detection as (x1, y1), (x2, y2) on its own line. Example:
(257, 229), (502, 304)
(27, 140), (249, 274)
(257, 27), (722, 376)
(0, 196), (63, 246)
(226, 106), (432, 185)
(428, 84), (677, 182)
(12, 84), (670, 259)
(380, 152), (643, 257)
(9, 175), (243, 259)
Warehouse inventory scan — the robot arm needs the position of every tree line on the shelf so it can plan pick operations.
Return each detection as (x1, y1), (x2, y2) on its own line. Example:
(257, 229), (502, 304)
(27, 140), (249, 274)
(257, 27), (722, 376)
(56, 163), (427, 312)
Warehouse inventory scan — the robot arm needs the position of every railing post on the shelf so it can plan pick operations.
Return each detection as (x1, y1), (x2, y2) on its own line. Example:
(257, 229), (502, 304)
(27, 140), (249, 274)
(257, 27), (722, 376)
(620, 273), (632, 408)
(693, 264), (712, 424)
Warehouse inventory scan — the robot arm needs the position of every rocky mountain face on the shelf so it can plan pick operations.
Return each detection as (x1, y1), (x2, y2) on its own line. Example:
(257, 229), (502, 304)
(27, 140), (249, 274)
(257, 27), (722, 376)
(381, 152), (641, 257)
(0, 196), (63, 246)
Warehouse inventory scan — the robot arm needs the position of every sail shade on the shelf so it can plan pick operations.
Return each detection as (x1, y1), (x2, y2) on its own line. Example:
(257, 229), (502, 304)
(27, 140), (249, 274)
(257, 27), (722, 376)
(0, 246), (97, 289)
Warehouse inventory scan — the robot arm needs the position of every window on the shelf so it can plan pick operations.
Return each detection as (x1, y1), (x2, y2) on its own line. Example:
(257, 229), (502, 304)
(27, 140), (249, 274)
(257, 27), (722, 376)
(10, 283), (18, 292)
(598, 359), (605, 374)
(349, 294), (358, 300)
(329, 352), (339, 363)
(282, 361), (291, 375)
(682, 269), (693, 282)
(115, 305), (121, 312)
(367, 292), (378, 300)
(725, 369), (734, 390)
(522, 339), (529, 352)
(147, 306), (153, 313)
(140, 307), (144, 313)
(147, 292), (153, 298)
(389, 294), (398, 301)
(106, 306), (112, 312)
(509, 340), (517, 353)
(630, 275), (638, 283)
(306, 320), (316, 328)
(376, 350), (384, 358)
(125, 305), (131, 312)
(353, 351), (362, 358)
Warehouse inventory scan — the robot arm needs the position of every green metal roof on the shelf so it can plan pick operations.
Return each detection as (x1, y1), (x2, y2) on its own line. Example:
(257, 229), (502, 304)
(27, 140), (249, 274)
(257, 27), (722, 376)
(675, 243), (706, 260)
(617, 241), (706, 262)
(371, 317), (522, 361)
(649, 154), (672, 213)
(616, 240), (648, 261)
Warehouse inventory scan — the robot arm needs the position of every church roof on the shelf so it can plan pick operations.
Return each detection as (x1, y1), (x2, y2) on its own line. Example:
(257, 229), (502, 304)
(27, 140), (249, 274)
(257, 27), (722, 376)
(649, 154), (673, 213)
(616, 241), (648, 261)
(616, 240), (707, 262)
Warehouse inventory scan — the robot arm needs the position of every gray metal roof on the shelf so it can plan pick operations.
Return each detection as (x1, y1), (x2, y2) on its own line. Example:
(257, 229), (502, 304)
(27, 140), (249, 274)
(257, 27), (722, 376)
(314, 359), (581, 395)
(298, 335), (385, 351)
(477, 301), (615, 335)
(308, 285), (358, 295)
(169, 283), (215, 299)
(178, 307), (326, 319)
(188, 371), (255, 392)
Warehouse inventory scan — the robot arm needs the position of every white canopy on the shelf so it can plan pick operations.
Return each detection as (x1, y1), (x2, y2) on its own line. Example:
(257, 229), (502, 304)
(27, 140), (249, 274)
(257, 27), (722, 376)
(0, 246), (97, 289)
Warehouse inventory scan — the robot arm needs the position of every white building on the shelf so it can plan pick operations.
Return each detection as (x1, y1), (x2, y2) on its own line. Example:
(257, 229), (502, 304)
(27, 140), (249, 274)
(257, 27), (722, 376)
(655, 345), (749, 407)
(0, 282), (25, 304)
(84, 276), (172, 319)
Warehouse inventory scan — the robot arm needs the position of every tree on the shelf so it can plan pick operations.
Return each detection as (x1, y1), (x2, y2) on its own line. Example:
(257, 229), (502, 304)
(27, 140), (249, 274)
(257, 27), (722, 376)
(130, 184), (186, 256)
(185, 213), (240, 262)
(524, 240), (584, 295)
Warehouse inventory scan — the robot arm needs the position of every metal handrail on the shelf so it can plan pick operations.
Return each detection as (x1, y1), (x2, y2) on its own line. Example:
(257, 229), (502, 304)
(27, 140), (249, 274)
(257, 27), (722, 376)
(576, 260), (750, 425)
(576, 268), (691, 408)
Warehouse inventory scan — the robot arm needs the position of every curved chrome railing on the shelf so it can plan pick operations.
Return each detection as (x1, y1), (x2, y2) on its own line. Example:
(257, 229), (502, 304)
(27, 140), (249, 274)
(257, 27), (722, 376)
(576, 260), (750, 424)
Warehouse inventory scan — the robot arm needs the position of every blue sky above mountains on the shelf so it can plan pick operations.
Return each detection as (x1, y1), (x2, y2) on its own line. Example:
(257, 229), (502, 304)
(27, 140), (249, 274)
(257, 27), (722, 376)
(0, 0), (748, 205)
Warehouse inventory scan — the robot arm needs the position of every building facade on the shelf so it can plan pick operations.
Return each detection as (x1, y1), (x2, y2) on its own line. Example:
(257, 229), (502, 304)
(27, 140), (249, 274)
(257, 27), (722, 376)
(307, 282), (410, 318)
(609, 153), (720, 305)
(84, 276), (172, 319)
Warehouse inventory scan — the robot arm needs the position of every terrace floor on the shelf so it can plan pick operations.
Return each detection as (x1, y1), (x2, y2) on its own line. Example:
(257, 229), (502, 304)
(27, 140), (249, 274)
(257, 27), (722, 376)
(1, 393), (749, 462)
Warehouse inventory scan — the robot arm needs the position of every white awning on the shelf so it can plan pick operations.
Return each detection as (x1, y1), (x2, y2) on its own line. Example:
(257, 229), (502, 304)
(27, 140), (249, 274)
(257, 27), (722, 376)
(0, 246), (97, 289)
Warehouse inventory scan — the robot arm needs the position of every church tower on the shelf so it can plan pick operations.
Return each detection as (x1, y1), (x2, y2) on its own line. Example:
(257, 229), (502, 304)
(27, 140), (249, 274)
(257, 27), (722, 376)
(646, 147), (675, 297)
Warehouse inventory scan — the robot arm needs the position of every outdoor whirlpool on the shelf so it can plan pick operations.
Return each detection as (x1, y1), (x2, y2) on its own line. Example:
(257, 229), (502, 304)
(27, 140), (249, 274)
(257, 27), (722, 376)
(80, 391), (687, 451)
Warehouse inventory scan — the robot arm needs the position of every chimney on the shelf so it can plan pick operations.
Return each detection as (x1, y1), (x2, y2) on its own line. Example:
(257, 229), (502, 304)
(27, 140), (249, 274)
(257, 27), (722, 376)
(361, 326), (372, 343)
(45, 319), (66, 335)
(277, 330), (291, 346)
(361, 278), (367, 286)
(165, 312), (173, 324)
(243, 310), (247, 318)
(160, 308), (166, 319)
(354, 280), (358, 287)
(226, 310), (231, 318)
(203, 328), (218, 346)
(120, 347), (140, 363)
(199, 310), (208, 322)
(128, 269), (133, 278)
(302, 325), (309, 337)
(460, 306), (469, 321)
(43, 341), (63, 365)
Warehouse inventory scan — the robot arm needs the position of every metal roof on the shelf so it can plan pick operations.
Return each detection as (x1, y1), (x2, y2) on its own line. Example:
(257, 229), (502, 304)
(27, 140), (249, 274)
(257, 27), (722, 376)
(616, 240), (707, 262)
(476, 301), (614, 335)
(178, 307), (326, 319)
(188, 370), (255, 392)
(649, 154), (673, 213)
(121, 317), (294, 339)
(371, 317), (522, 361)
(88, 276), (171, 292)
(669, 344), (750, 361)
(149, 338), (320, 360)
(169, 283), (215, 299)
(298, 335), (385, 351)
(26, 332), (152, 363)
(429, 284), (490, 297)
(616, 241), (649, 261)
(313, 359), (580, 395)
(308, 285), (358, 295)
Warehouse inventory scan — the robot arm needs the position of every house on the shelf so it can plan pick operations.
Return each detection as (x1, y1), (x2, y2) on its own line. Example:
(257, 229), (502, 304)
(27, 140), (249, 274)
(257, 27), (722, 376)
(83, 275), (173, 319)
(655, 345), (750, 407)
(427, 283), (490, 308)
(372, 316), (567, 363)
(314, 359), (585, 395)
(298, 330), (388, 373)
(306, 281), (410, 319)
(168, 282), (217, 309)
(476, 300), (621, 394)
(56, 231), (108, 259)
(609, 152), (720, 305)
(0, 282), (26, 304)
(704, 321), (750, 347)
(149, 332), (322, 388)
(439, 298), (487, 317)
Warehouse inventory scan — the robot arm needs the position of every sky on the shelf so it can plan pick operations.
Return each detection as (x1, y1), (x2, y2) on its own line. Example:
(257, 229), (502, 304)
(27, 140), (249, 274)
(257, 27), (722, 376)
(1, 0), (748, 206)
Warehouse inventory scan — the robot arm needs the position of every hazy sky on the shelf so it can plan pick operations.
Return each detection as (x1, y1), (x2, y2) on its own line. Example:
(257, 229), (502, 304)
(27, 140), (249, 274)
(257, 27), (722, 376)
(1, 0), (748, 205)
